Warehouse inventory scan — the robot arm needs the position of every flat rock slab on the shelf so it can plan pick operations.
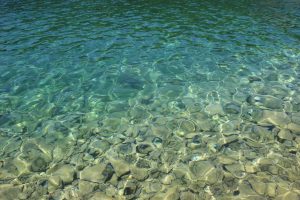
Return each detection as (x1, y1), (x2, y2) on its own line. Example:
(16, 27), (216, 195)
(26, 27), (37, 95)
(80, 164), (107, 183)
(80, 163), (115, 183)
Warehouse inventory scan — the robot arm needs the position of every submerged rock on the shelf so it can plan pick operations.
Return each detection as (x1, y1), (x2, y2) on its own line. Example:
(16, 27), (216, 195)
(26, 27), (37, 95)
(79, 180), (98, 196)
(247, 94), (283, 109)
(244, 162), (258, 173)
(89, 139), (110, 155)
(102, 118), (121, 132)
(237, 181), (259, 197)
(131, 166), (148, 181)
(109, 159), (130, 177)
(48, 176), (62, 192)
(217, 155), (237, 165)
(224, 163), (245, 178)
(118, 142), (133, 154)
(205, 103), (225, 115)
(30, 157), (49, 172)
(90, 192), (113, 200)
(49, 164), (75, 184)
(224, 102), (241, 114)
(118, 73), (144, 90)
(287, 123), (300, 133)
(180, 191), (198, 200)
(179, 120), (196, 133)
(163, 186), (180, 200)
(152, 137), (163, 148)
(249, 180), (266, 195)
(0, 184), (22, 200)
(136, 143), (153, 154)
(80, 163), (114, 183)
(189, 160), (223, 184)
(102, 163), (115, 182)
(161, 174), (174, 185)
(248, 76), (262, 83)
(123, 180), (139, 200)
(136, 158), (151, 168)
(265, 183), (277, 197)
(277, 129), (293, 141)
(129, 106), (150, 121)
(282, 192), (300, 200)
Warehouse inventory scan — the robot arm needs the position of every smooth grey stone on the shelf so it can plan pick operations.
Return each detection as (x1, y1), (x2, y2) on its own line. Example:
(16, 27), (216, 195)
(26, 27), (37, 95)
(224, 102), (241, 114)
(30, 157), (48, 172)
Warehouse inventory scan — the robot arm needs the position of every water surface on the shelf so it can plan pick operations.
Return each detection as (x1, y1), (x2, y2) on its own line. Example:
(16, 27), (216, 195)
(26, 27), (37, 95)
(1, 0), (300, 199)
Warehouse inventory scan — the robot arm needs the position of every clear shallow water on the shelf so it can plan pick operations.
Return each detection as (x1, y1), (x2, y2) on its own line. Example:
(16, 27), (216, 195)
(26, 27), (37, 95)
(0, 0), (300, 199)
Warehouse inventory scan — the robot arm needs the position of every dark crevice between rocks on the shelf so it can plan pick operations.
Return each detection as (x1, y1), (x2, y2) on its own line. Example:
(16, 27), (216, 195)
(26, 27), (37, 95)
(117, 170), (131, 181)
(102, 163), (115, 183)
(233, 190), (240, 196)
(264, 125), (275, 131)
(289, 150), (297, 155)
(124, 187), (134, 195)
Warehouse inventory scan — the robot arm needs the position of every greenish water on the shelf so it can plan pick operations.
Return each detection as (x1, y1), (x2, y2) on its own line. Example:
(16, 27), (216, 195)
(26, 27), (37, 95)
(1, 0), (300, 199)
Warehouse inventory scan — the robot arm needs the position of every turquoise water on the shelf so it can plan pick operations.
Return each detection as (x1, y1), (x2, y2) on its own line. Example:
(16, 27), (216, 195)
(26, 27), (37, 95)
(1, 0), (300, 199)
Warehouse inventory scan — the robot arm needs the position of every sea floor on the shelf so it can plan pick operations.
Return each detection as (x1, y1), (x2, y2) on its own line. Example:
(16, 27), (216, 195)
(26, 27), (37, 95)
(1, 0), (300, 200)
